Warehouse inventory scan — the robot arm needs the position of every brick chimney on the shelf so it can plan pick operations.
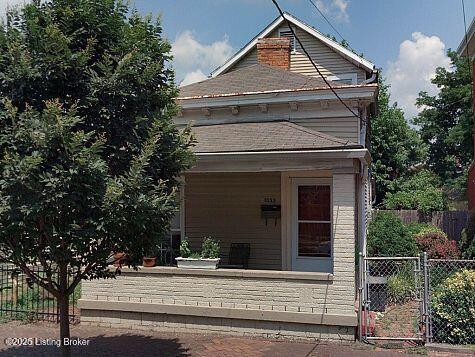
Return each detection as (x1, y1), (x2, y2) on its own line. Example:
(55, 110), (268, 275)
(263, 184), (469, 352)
(257, 37), (290, 70)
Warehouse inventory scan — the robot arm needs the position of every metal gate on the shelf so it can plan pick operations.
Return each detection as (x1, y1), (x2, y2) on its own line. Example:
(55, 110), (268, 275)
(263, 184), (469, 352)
(358, 255), (426, 343)
(359, 253), (475, 345)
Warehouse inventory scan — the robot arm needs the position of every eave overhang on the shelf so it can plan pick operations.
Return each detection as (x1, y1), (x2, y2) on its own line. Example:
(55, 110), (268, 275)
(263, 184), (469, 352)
(177, 84), (378, 110)
(189, 148), (371, 173)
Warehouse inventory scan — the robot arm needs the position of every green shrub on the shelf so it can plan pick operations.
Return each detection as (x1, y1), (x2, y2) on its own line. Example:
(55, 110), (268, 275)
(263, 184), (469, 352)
(201, 237), (220, 259)
(387, 271), (415, 304)
(431, 269), (475, 344)
(367, 212), (418, 257)
(406, 222), (444, 238)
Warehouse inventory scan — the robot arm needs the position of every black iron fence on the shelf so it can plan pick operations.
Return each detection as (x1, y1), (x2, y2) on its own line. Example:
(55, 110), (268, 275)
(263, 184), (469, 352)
(0, 263), (80, 323)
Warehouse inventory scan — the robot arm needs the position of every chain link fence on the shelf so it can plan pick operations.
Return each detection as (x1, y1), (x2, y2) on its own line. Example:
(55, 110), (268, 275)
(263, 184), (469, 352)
(360, 254), (475, 346)
(359, 256), (424, 342)
(427, 258), (475, 345)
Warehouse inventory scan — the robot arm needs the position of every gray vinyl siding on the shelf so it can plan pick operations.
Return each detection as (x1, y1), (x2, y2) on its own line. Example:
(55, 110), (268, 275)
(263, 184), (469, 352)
(290, 116), (359, 143)
(227, 25), (367, 83)
(184, 172), (282, 270)
(231, 47), (258, 71)
(175, 103), (360, 144)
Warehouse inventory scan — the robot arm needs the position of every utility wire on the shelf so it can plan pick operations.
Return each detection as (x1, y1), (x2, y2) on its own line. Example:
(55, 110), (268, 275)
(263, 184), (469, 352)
(307, 0), (356, 53)
(270, 0), (364, 123)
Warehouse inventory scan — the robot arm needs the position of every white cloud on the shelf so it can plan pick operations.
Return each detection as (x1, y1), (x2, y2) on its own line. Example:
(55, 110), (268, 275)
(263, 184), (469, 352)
(331, 0), (349, 22)
(315, 0), (349, 23)
(386, 32), (451, 120)
(180, 69), (207, 87)
(171, 30), (233, 86)
(0, 0), (27, 19)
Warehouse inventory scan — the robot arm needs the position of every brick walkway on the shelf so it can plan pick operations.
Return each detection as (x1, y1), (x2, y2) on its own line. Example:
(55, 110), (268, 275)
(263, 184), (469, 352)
(0, 321), (470, 357)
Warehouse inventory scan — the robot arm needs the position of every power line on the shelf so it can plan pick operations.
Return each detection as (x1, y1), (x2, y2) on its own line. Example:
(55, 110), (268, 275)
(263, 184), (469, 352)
(270, 0), (364, 123)
(307, 0), (356, 53)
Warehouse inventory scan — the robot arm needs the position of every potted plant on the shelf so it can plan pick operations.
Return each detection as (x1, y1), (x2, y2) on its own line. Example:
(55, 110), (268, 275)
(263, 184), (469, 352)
(176, 237), (220, 269)
(113, 252), (128, 267)
(142, 249), (158, 267)
(142, 256), (157, 267)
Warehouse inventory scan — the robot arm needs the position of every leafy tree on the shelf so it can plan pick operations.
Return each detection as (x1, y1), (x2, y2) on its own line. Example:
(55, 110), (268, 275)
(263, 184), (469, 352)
(413, 51), (473, 198)
(371, 77), (427, 203)
(383, 170), (446, 214)
(0, 1), (194, 356)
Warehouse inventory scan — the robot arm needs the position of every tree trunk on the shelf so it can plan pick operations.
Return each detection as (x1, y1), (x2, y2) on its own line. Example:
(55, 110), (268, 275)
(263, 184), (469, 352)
(58, 265), (71, 357)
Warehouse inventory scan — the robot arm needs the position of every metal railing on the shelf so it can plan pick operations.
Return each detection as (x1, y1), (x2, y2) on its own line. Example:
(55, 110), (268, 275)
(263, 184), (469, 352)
(0, 264), (79, 323)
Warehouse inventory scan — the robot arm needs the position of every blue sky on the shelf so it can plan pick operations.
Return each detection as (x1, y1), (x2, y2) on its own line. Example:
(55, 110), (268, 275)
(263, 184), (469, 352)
(135, 0), (473, 69)
(132, 0), (474, 119)
(1, 0), (473, 119)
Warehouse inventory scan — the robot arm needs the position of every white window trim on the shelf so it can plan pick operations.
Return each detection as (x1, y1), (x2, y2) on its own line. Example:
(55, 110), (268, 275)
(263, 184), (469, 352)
(169, 184), (185, 241)
(327, 72), (358, 85)
(290, 178), (334, 274)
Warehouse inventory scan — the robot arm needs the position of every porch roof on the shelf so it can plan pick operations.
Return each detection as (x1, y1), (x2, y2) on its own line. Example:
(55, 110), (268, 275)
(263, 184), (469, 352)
(190, 121), (361, 154)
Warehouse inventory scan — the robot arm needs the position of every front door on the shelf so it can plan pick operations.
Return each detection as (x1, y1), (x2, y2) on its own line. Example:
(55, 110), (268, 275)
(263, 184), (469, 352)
(291, 178), (333, 273)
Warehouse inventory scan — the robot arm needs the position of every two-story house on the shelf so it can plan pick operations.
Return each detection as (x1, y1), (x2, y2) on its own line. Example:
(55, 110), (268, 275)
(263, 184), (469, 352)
(80, 12), (378, 340)
(457, 18), (475, 211)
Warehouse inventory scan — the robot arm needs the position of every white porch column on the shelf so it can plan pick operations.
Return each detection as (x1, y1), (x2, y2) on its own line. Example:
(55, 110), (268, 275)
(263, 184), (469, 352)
(332, 173), (356, 315)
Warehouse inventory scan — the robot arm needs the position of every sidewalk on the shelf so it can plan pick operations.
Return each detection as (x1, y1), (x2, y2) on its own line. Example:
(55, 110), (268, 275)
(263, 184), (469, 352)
(0, 321), (470, 357)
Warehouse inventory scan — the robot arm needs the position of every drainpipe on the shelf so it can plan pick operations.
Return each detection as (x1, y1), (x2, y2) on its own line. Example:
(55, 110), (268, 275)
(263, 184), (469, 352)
(362, 70), (377, 85)
(358, 161), (368, 256)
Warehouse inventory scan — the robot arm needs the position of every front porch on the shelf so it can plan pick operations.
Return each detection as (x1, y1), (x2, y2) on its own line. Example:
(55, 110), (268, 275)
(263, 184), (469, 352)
(80, 150), (366, 340)
(184, 169), (357, 274)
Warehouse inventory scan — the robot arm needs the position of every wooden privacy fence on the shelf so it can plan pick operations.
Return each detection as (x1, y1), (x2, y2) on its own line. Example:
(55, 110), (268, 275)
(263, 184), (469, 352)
(374, 210), (469, 241)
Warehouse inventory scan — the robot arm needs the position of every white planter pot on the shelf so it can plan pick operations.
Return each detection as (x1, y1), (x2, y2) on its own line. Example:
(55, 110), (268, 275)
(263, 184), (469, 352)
(176, 257), (220, 269)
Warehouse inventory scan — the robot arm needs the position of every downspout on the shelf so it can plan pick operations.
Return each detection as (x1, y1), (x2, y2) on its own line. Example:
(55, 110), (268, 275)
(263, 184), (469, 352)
(362, 70), (377, 85)
(358, 162), (368, 256)
(358, 104), (370, 257)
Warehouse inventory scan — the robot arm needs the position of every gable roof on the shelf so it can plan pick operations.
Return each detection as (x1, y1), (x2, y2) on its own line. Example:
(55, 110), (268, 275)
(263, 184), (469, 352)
(457, 17), (475, 57)
(211, 12), (375, 77)
(190, 121), (360, 153)
(178, 63), (356, 99)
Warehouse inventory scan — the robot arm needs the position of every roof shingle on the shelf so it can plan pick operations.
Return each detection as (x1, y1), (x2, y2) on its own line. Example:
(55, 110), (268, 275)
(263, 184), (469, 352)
(190, 121), (361, 153)
(178, 64), (346, 99)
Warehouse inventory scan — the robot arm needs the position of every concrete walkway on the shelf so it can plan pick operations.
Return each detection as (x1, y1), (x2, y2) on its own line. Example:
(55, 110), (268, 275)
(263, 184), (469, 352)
(0, 321), (470, 357)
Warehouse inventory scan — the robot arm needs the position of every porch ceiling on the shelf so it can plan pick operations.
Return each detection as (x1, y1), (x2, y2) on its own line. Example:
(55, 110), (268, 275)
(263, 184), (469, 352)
(190, 121), (362, 154)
